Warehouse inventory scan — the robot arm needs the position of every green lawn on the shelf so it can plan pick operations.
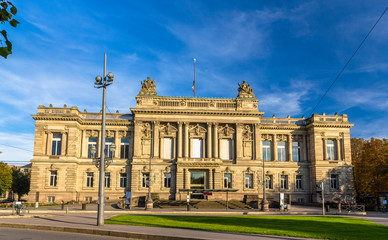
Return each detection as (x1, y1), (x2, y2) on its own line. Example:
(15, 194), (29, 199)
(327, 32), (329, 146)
(106, 215), (388, 240)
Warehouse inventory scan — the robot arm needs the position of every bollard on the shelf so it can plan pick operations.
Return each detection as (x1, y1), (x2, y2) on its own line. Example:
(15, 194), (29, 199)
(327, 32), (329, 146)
(12, 204), (14, 215)
(82, 203), (86, 210)
(66, 207), (68, 214)
(187, 203), (190, 211)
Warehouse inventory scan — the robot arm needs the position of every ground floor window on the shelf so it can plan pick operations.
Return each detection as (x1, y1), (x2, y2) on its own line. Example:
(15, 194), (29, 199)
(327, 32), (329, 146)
(245, 174), (253, 189)
(265, 175), (273, 189)
(50, 170), (57, 187)
(280, 175), (288, 190)
(86, 173), (94, 188)
(296, 175), (303, 190)
(47, 196), (55, 203)
(224, 173), (232, 188)
(142, 173), (149, 188)
(85, 196), (92, 202)
(164, 173), (171, 188)
(330, 174), (339, 189)
(120, 173), (127, 188)
(105, 173), (111, 188)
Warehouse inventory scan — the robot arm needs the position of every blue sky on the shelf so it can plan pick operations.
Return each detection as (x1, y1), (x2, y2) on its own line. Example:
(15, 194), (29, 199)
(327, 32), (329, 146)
(1, 1), (388, 165)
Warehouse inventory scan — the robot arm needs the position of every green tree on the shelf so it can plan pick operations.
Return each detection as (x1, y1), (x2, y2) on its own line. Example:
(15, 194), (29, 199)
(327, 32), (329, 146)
(0, 162), (12, 195)
(0, 0), (19, 58)
(351, 138), (388, 200)
(11, 169), (30, 200)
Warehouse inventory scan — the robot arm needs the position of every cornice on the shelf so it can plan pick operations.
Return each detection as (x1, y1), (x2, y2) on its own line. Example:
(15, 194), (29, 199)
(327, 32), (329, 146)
(131, 109), (264, 117)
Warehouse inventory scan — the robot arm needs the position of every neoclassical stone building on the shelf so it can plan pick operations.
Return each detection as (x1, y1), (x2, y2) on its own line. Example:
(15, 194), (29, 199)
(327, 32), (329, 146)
(28, 78), (354, 204)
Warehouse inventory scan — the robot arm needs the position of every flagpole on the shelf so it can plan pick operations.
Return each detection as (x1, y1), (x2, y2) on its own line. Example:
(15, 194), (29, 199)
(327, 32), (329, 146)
(193, 58), (196, 97)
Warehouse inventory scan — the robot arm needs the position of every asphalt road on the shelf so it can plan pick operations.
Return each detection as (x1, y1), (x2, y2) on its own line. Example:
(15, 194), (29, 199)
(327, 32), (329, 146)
(0, 228), (134, 240)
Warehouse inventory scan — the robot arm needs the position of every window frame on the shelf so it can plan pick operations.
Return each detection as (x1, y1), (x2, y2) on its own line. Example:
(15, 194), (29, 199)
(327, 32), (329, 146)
(104, 172), (111, 188)
(327, 139), (336, 160)
(277, 141), (286, 161)
(262, 141), (271, 161)
(120, 138), (130, 159)
(296, 175), (303, 190)
(51, 133), (62, 156)
(280, 175), (288, 190)
(164, 173), (172, 188)
(142, 173), (150, 188)
(292, 141), (301, 162)
(245, 174), (253, 189)
(88, 137), (98, 158)
(86, 172), (94, 188)
(265, 175), (273, 189)
(224, 173), (232, 189)
(49, 170), (57, 187)
(330, 174), (339, 190)
(119, 173), (127, 188)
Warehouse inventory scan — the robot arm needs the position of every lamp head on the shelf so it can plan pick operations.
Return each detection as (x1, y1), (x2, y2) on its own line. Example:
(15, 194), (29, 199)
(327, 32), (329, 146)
(90, 145), (97, 158)
(110, 143), (116, 155)
(95, 76), (102, 85)
(107, 72), (114, 82)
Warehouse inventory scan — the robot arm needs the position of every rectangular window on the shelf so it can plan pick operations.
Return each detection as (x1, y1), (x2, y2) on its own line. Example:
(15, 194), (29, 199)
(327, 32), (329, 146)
(105, 138), (114, 158)
(86, 173), (94, 188)
(292, 142), (301, 162)
(296, 175), (303, 190)
(120, 173), (127, 188)
(280, 175), (288, 189)
(262, 141), (271, 161)
(163, 138), (174, 159)
(51, 133), (62, 155)
(142, 173), (149, 188)
(85, 197), (92, 202)
(327, 140), (336, 160)
(224, 173), (232, 188)
(120, 138), (129, 159)
(245, 174), (253, 189)
(50, 171), (57, 187)
(265, 175), (273, 189)
(220, 139), (232, 160)
(105, 173), (111, 188)
(47, 196), (55, 203)
(88, 137), (98, 158)
(278, 141), (286, 161)
(330, 174), (339, 189)
(164, 173), (171, 188)
(192, 138), (203, 158)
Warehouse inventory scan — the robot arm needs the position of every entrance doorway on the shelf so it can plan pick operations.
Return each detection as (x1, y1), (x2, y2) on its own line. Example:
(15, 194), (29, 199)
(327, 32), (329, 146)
(190, 171), (206, 199)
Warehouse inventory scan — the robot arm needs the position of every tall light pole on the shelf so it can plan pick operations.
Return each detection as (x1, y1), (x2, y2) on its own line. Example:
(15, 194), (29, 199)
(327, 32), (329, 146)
(261, 158), (269, 211)
(93, 53), (115, 226)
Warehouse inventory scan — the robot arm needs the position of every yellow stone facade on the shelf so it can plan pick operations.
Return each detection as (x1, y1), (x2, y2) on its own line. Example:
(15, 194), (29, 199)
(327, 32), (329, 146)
(28, 78), (354, 204)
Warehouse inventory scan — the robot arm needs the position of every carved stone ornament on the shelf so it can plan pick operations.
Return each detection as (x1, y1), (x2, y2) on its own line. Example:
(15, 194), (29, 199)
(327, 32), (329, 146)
(160, 123), (177, 136)
(276, 134), (287, 142)
(291, 135), (303, 141)
(86, 130), (99, 138)
(142, 123), (152, 138)
(106, 130), (115, 138)
(261, 134), (272, 141)
(164, 166), (171, 173)
(138, 77), (157, 96)
(218, 124), (235, 137)
(118, 130), (130, 138)
(189, 124), (207, 136)
(242, 124), (253, 140)
(237, 80), (255, 99)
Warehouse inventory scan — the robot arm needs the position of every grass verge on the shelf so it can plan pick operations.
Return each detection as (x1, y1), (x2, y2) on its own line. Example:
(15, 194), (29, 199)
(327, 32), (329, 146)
(106, 215), (388, 240)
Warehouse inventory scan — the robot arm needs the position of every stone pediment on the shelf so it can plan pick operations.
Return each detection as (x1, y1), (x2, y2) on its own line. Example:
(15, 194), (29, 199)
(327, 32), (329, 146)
(189, 124), (207, 137)
(160, 123), (177, 136)
(218, 124), (235, 138)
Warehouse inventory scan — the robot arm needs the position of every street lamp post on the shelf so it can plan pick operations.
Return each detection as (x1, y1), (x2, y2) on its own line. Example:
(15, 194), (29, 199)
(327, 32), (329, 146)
(92, 53), (115, 226)
(261, 158), (269, 211)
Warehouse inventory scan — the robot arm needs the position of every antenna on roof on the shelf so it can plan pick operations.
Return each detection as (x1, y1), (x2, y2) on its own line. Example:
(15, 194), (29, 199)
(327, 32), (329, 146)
(192, 58), (196, 97)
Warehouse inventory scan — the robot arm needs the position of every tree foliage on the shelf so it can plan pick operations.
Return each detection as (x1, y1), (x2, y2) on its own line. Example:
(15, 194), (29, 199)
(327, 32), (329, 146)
(0, 0), (19, 59)
(11, 168), (30, 200)
(351, 138), (388, 200)
(0, 162), (12, 194)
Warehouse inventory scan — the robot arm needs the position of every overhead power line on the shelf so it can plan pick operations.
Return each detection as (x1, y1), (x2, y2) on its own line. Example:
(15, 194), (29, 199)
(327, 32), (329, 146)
(309, 7), (388, 116)
(0, 143), (33, 152)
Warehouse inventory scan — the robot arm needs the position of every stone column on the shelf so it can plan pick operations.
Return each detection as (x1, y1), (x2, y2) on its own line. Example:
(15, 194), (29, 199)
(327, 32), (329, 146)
(133, 121), (142, 157)
(81, 130), (86, 158)
(47, 132), (52, 155)
(208, 169), (213, 189)
(129, 129), (134, 158)
(236, 124), (242, 160)
(61, 132), (67, 156)
(288, 134), (292, 162)
(178, 122), (183, 158)
(213, 124), (218, 159)
(255, 124), (260, 160)
(153, 121), (160, 158)
(336, 138), (341, 161)
(207, 123), (212, 158)
(323, 138), (327, 160)
(273, 134), (278, 161)
(114, 131), (120, 158)
(184, 122), (189, 158)
(303, 134), (308, 162)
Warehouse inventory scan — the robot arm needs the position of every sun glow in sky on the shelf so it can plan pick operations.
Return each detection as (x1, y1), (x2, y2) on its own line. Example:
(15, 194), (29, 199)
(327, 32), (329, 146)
(1, 1), (388, 165)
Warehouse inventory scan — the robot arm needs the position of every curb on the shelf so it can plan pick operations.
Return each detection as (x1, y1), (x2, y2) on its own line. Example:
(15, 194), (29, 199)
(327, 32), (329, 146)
(0, 222), (202, 240)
